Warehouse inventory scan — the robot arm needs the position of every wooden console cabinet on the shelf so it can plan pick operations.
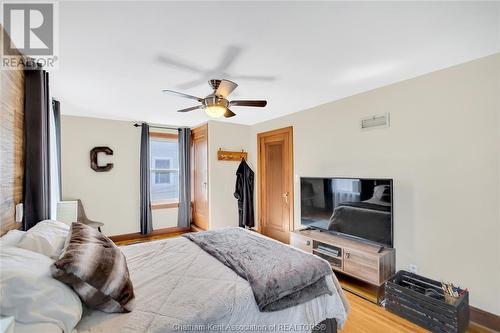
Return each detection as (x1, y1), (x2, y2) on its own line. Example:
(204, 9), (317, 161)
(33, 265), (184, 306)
(290, 229), (395, 287)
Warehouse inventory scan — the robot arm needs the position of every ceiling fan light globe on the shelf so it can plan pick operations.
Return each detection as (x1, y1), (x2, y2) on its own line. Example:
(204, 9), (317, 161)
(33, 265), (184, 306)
(205, 105), (226, 118)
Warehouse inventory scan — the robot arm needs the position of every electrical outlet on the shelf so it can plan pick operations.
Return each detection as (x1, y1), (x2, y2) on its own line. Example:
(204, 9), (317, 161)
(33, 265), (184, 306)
(409, 264), (418, 274)
(15, 203), (23, 223)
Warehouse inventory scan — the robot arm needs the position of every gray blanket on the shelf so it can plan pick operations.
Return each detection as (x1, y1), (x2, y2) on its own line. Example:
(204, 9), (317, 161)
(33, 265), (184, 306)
(183, 227), (334, 312)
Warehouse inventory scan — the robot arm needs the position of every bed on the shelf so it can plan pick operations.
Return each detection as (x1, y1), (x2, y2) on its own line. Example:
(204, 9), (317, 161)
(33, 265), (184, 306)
(77, 235), (347, 332)
(1, 222), (348, 333)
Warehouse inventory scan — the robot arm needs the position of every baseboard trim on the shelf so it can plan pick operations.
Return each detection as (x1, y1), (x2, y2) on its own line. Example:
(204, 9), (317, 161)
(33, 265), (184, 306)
(109, 226), (191, 243)
(470, 306), (500, 332)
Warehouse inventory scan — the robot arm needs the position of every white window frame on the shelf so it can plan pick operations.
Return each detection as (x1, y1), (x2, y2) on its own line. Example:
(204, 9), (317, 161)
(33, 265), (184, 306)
(152, 157), (176, 185)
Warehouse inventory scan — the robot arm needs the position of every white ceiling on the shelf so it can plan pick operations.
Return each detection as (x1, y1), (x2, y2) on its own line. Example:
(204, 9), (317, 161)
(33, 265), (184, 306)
(51, 1), (500, 126)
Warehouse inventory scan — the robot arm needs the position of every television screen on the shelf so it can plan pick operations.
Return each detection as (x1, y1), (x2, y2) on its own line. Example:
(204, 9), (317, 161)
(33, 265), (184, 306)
(300, 177), (393, 247)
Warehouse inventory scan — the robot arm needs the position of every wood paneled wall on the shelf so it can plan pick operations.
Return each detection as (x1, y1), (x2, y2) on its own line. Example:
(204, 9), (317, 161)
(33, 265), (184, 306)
(0, 26), (25, 235)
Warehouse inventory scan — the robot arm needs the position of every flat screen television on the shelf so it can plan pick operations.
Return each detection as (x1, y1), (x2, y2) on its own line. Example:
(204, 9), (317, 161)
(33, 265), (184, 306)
(300, 177), (393, 247)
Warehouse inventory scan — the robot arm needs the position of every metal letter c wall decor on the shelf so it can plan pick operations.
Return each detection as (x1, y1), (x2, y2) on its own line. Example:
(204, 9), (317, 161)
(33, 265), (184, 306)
(90, 147), (114, 172)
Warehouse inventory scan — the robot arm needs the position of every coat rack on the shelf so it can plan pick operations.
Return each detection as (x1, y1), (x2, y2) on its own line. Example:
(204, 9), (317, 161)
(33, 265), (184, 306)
(217, 148), (247, 161)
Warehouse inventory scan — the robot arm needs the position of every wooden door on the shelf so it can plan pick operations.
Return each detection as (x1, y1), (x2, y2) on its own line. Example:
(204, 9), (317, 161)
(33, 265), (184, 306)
(191, 124), (209, 230)
(258, 127), (293, 243)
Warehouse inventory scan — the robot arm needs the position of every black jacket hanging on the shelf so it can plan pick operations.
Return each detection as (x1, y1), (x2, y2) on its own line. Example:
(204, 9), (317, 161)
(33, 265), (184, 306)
(234, 159), (255, 228)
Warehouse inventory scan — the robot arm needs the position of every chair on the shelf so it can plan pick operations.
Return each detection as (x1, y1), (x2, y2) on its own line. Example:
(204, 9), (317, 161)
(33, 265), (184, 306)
(76, 200), (104, 232)
(57, 200), (104, 232)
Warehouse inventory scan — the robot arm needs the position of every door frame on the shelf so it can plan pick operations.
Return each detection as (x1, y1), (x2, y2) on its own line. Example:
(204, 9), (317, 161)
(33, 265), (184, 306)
(257, 126), (294, 234)
(191, 123), (209, 230)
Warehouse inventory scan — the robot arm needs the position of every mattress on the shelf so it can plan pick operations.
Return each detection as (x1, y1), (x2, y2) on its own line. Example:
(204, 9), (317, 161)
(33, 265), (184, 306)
(76, 236), (348, 333)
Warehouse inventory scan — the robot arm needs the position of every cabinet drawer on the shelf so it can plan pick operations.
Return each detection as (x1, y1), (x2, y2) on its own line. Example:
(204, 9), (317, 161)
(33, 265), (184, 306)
(344, 250), (378, 268)
(290, 233), (313, 253)
(344, 260), (379, 284)
(344, 250), (379, 284)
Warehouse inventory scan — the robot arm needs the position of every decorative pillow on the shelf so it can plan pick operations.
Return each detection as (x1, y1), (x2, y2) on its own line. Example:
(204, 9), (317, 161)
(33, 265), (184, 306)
(0, 229), (26, 247)
(51, 223), (135, 313)
(17, 220), (70, 258)
(0, 246), (82, 333)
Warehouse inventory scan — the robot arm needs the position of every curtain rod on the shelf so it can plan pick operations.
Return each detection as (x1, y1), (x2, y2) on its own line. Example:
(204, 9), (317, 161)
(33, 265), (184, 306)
(133, 123), (186, 131)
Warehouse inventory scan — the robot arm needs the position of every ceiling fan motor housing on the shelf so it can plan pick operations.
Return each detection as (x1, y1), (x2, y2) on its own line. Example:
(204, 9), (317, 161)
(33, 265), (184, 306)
(209, 79), (222, 91)
(203, 95), (229, 108)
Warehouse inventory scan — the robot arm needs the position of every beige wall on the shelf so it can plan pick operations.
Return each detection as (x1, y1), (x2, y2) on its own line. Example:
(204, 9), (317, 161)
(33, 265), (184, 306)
(153, 208), (178, 230)
(249, 54), (500, 314)
(61, 116), (177, 236)
(207, 121), (252, 230)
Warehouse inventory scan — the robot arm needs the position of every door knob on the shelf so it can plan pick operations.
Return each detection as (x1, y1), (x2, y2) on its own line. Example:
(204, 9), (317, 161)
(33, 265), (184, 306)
(283, 192), (289, 204)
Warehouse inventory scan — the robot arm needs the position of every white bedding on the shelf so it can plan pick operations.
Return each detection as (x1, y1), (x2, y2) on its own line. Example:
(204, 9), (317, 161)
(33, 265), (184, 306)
(14, 321), (65, 333)
(76, 236), (348, 333)
(17, 220), (70, 259)
(0, 247), (82, 333)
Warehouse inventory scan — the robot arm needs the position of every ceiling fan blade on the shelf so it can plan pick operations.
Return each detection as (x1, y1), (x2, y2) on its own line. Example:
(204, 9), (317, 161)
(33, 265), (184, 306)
(214, 79), (238, 97)
(215, 45), (242, 71)
(177, 78), (211, 90)
(177, 105), (202, 113)
(157, 55), (205, 73)
(162, 89), (202, 102)
(224, 108), (236, 118)
(229, 100), (267, 107)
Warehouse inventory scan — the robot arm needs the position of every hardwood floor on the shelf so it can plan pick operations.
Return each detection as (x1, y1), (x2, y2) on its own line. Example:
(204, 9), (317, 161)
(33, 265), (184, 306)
(114, 232), (493, 333)
(113, 230), (187, 246)
(342, 291), (491, 333)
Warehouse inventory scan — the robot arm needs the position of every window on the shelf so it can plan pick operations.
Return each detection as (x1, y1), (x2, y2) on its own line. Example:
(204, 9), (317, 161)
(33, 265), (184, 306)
(153, 158), (172, 184)
(150, 133), (179, 204)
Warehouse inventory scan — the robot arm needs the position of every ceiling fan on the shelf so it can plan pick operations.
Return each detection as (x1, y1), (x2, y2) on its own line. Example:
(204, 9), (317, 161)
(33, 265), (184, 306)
(157, 45), (276, 90)
(162, 79), (267, 118)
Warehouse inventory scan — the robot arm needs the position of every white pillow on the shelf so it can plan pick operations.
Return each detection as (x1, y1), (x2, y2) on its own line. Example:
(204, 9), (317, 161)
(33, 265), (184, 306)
(17, 220), (70, 259)
(0, 246), (82, 333)
(0, 230), (26, 247)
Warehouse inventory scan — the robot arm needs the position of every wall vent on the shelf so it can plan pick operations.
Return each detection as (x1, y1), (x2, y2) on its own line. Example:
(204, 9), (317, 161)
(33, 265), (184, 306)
(361, 113), (390, 130)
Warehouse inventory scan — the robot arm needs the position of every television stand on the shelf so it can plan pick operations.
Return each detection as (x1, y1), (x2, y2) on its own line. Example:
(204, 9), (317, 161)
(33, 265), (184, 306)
(290, 229), (395, 304)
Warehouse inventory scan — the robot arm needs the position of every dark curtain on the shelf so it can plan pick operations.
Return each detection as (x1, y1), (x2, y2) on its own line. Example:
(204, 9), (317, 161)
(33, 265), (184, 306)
(23, 68), (51, 230)
(177, 128), (191, 228)
(52, 99), (62, 200)
(140, 123), (153, 234)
